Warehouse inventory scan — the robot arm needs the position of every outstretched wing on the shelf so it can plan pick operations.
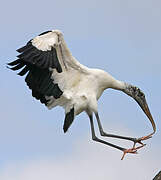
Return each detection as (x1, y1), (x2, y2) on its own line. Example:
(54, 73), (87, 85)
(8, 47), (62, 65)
(7, 30), (81, 105)
(8, 30), (90, 132)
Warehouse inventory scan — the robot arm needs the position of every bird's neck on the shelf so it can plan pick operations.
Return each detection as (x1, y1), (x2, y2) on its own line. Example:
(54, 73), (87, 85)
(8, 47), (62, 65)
(100, 71), (126, 91)
(110, 79), (126, 91)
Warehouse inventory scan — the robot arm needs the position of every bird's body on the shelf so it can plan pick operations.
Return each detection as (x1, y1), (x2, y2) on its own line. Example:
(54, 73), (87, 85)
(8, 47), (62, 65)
(8, 30), (156, 159)
(31, 31), (118, 115)
(48, 68), (114, 115)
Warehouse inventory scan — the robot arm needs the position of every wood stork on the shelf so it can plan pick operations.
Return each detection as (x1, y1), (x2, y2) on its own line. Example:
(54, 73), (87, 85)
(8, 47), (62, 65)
(8, 30), (156, 160)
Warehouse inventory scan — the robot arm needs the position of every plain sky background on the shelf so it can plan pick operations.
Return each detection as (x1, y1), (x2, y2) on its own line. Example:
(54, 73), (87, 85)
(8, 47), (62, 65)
(0, 0), (161, 179)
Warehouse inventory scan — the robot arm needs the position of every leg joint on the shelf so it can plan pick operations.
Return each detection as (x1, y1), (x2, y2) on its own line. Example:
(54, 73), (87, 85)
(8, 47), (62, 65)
(92, 136), (98, 141)
(100, 130), (106, 136)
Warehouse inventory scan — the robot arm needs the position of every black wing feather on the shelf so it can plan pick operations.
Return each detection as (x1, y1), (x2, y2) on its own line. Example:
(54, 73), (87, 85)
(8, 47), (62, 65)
(43, 51), (50, 68)
(52, 47), (62, 73)
(8, 59), (21, 66)
(16, 40), (62, 72)
(10, 62), (25, 71)
(38, 30), (52, 36)
(17, 44), (34, 53)
(18, 66), (29, 76)
(8, 31), (63, 105)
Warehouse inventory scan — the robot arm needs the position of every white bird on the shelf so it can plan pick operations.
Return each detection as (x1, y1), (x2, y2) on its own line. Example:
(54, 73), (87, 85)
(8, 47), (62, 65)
(8, 30), (156, 160)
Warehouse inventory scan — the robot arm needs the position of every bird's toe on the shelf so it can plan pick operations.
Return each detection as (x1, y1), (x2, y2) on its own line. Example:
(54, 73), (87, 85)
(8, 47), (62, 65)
(121, 148), (138, 160)
(133, 134), (152, 148)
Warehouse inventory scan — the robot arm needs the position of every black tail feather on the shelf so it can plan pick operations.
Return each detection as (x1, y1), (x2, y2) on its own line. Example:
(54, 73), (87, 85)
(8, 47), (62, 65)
(63, 108), (74, 133)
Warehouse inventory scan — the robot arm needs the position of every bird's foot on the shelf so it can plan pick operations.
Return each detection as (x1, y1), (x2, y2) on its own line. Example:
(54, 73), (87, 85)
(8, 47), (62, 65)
(133, 134), (152, 148)
(121, 144), (145, 160)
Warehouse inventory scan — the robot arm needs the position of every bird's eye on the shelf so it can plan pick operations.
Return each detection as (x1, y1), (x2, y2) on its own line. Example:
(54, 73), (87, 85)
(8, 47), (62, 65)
(139, 91), (145, 97)
(133, 87), (137, 92)
(141, 93), (145, 97)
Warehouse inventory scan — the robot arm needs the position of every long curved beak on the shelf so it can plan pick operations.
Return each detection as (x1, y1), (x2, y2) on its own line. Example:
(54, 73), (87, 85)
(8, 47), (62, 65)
(135, 97), (156, 134)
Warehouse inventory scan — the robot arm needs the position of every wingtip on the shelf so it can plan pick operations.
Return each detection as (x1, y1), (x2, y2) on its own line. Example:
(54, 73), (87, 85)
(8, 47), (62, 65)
(63, 127), (68, 133)
(7, 59), (20, 66)
(7, 62), (15, 66)
(16, 49), (21, 53)
(6, 65), (11, 69)
(16, 47), (24, 53)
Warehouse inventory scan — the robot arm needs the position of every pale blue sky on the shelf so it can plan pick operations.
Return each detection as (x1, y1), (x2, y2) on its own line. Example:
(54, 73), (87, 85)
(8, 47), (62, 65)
(0, 0), (161, 179)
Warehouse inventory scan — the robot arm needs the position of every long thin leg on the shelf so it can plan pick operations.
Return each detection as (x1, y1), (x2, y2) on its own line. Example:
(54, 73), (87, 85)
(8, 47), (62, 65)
(89, 114), (138, 159)
(95, 113), (148, 148)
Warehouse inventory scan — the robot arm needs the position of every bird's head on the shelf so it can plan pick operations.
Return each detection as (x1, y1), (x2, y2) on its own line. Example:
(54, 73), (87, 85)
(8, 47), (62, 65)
(122, 83), (156, 134)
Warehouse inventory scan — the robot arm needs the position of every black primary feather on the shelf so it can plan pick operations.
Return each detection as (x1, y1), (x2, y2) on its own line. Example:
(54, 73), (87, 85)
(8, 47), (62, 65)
(15, 36), (62, 73)
(8, 30), (64, 105)
(18, 66), (29, 76)
(8, 59), (21, 66)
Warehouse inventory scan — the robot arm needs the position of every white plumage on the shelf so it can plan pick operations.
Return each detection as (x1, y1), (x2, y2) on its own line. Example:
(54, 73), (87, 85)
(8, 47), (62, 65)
(8, 29), (156, 160)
